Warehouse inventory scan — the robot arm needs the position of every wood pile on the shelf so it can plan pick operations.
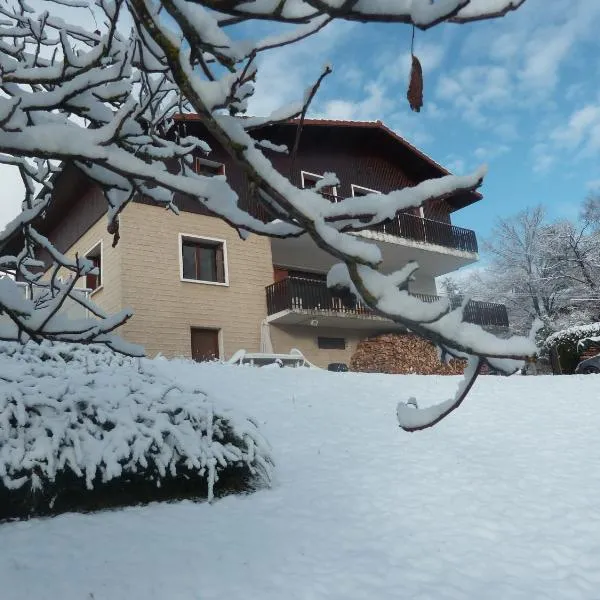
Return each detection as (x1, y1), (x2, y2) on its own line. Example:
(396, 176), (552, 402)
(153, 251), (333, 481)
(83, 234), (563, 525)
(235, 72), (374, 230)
(579, 345), (600, 361)
(350, 333), (466, 375)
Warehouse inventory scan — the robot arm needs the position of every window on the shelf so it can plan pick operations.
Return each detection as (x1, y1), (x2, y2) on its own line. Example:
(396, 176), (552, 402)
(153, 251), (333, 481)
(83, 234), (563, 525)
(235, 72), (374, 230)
(180, 235), (227, 284)
(352, 184), (424, 218)
(317, 336), (346, 350)
(195, 158), (225, 177)
(85, 242), (102, 292)
(351, 184), (380, 197)
(301, 170), (338, 201)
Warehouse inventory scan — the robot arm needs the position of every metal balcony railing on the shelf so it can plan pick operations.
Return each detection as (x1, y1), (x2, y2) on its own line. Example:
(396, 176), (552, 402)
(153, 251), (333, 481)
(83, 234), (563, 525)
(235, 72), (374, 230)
(266, 277), (509, 328)
(246, 194), (478, 253)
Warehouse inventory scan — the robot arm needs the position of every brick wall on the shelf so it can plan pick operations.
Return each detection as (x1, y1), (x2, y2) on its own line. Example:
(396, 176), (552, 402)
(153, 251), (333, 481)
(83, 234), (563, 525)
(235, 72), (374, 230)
(118, 202), (274, 359)
(60, 211), (123, 316)
(269, 324), (367, 368)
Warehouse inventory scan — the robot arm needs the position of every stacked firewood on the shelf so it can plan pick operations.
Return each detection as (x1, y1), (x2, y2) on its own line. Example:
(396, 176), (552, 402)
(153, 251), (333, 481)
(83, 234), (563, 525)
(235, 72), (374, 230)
(350, 333), (466, 375)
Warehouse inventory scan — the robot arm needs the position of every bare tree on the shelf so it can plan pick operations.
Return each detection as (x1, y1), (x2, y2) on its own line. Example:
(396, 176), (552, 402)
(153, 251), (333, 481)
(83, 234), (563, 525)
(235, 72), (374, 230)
(581, 193), (600, 231)
(482, 207), (568, 330)
(454, 204), (600, 336)
(543, 219), (600, 325)
(0, 0), (535, 431)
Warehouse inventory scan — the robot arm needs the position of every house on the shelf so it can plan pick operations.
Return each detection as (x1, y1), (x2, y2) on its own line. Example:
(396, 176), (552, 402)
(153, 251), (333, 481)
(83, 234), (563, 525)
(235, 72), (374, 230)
(17, 118), (508, 367)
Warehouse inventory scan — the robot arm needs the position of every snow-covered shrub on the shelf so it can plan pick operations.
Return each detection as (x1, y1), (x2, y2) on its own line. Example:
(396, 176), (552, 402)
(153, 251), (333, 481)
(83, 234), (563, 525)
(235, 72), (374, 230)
(0, 342), (272, 521)
(541, 323), (600, 373)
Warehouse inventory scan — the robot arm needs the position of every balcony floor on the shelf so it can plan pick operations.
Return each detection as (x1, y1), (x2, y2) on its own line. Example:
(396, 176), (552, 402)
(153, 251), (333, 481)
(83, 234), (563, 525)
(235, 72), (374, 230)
(270, 232), (477, 279)
(266, 307), (407, 332)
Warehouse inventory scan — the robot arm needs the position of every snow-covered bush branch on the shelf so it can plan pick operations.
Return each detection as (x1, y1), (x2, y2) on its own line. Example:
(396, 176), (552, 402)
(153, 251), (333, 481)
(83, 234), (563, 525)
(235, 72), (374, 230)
(0, 0), (534, 429)
(0, 341), (272, 520)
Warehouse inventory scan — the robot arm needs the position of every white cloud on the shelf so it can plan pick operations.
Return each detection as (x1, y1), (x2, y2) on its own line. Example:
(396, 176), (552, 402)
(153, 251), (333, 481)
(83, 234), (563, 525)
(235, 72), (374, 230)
(444, 156), (466, 175)
(531, 143), (556, 174)
(518, 27), (575, 92)
(373, 42), (446, 88)
(320, 81), (389, 121)
(585, 178), (600, 191)
(316, 39), (449, 146)
(550, 104), (600, 154)
(249, 21), (356, 116)
(473, 145), (510, 162)
(341, 65), (364, 89)
(434, 0), (600, 145)
(320, 99), (357, 120)
(425, 101), (446, 120)
(435, 66), (512, 127)
(492, 121), (519, 142)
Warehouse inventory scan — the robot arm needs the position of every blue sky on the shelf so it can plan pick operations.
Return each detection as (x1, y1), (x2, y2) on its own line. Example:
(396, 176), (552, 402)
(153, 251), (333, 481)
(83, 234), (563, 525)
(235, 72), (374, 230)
(1, 0), (598, 248)
(247, 0), (600, 241)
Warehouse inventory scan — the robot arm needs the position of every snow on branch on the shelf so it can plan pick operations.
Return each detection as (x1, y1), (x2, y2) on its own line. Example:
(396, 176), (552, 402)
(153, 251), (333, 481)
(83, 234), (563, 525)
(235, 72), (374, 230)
(198, 0), (526, 28)
(0, 0), (531, 428)
(397, 356), (482, 432)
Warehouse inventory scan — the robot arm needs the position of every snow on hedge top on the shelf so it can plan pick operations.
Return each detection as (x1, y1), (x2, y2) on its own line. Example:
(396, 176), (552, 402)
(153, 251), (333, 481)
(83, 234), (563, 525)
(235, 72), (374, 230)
(543, 322), (600, 351)
(0, 342), (272, 501)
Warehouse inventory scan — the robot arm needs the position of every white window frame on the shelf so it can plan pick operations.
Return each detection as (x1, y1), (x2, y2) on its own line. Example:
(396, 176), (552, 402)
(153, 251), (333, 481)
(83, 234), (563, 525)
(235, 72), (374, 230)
(195, 157), (226, 176)
(352, 184), (424, 218)
(301, 170), (338, 200)
(178, 232), (229, 287)
(350, 183), (380, 197)
(84, 239), (103, 296)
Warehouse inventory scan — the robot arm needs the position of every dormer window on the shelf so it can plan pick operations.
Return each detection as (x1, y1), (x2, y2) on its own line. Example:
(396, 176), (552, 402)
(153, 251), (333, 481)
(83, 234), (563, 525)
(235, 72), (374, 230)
(301, 170), (338, 202)
(351, 184), (380, 197)
(195, 158), (225, 177)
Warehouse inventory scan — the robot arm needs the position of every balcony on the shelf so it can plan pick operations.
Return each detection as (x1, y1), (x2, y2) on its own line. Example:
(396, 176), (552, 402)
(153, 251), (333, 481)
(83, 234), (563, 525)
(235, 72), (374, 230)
(248, 194), (478, 255)
(266, 277), (509, 329)
(14, 282), (92, 319)
(367, 212), (478, 254)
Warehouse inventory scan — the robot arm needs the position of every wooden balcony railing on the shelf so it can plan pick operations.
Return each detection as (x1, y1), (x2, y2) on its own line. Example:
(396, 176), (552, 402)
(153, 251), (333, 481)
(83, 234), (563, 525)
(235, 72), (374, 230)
(246, 195), (478, 254)
(266, 277), (509, 328)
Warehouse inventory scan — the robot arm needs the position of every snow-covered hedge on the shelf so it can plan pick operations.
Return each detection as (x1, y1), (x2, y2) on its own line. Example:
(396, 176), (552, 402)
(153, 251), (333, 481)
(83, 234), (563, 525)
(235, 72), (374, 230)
(541, 323), (600, 374)
(0, 342), (272, 521)
(543, 322), (600, 353)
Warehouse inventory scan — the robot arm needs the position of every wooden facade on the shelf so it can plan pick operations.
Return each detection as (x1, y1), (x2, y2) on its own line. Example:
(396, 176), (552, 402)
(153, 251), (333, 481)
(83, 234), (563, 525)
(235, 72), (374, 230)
(9, 118), (481, 261)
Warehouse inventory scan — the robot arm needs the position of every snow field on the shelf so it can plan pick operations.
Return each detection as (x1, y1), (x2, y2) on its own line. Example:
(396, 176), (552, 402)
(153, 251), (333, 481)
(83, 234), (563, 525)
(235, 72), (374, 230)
(3, 359), (600, 599)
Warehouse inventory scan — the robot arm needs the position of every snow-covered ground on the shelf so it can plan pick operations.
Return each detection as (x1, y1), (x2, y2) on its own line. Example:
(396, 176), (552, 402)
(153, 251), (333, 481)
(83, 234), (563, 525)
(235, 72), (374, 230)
(3, 361), (600, 600)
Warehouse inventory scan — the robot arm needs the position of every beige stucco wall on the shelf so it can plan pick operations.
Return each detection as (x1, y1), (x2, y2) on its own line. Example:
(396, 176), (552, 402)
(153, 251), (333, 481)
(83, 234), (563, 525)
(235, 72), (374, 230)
(54, 198), (444, 362)
(269, 324), (370, 368)
(118, 202), (274, 359)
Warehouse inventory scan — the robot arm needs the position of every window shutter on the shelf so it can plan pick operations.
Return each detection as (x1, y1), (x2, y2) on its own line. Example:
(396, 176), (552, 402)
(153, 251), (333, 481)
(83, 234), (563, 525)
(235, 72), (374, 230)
(215, 244), (225, 283)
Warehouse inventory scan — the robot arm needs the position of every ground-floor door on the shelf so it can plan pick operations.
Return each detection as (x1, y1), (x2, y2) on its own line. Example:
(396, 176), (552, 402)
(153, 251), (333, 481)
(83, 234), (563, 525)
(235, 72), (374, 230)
(191, 327), (220, 362)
